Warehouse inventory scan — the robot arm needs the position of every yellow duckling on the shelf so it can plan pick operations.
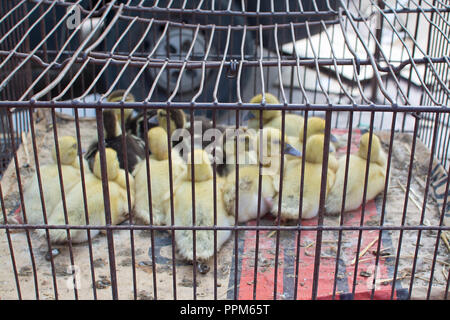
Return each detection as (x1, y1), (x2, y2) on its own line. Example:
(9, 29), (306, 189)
(325, 132), (387, 216)
(286, 117), (324, 151)
(43, 148), (134, 244)
(255, 127), (302, 177)
(164, 149), (234, 263)
(286, 117), (339, 171)
(245, 93), (281, 130)
(21, 136), (83, 225)
(245, 93), (304, 138)
(272, 134), (336, 221)
(148, 108), (190, 158)
(132, 127), (186, 226)
(222, 127), (301, 223)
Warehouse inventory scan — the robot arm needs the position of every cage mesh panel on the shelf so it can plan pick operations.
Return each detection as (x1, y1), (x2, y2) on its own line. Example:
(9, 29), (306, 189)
(0, 0), (449, 300)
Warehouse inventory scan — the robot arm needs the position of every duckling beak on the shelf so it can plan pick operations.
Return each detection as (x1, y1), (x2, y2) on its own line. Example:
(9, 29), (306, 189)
(243, 111), (255, 121)
(329, 143), (336, 153)
(148, 115), (159, 125)
(330, 134), (338, 144)
(320, 129), (338, 144)
(283, 143), (302, 157)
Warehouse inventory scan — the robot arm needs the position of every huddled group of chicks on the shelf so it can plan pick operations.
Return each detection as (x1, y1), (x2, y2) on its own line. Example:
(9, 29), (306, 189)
(20, 91), (388, 267)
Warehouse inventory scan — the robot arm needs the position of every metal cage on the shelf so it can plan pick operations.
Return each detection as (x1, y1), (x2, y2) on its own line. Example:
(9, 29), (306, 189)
(0, 0), (449, 300)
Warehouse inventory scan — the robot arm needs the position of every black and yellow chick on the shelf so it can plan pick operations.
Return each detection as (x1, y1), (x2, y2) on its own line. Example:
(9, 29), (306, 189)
(107, 89), (135, 129)
(105, 89), (160, 141)
(85, 109), (146, 174)
(159, 109), (228, 161)
(157, 108), (187, 137)
(126, 109), (159, 140)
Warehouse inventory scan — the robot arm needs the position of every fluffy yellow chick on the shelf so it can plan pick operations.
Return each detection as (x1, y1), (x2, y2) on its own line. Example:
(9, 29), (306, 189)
(222, 127), (301, 223)
(165, 149), (234, 263)
(221, 132), (271, 223)
(265, 114), (305, 138)
(286, 117), (338, 170)
(255, 127), (301, 177)
(246, 93), (304, 137)
(246, 93), (282, 130)
(21, 136), (83, 225)
(325, 132), (387, 216)
(272, 134), (336, 221)
(132, 127), (186, 226)
(42, 148), (134, 244)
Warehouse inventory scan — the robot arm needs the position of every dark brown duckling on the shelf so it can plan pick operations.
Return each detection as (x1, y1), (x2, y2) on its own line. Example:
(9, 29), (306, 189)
(156, 109), (230, 171)
(179, 113), (228, 157)
(106, 90), (159, 141)
(126, 109), (159, 140)
(107, 89), (135, 130)
(157, 108), (187, 137)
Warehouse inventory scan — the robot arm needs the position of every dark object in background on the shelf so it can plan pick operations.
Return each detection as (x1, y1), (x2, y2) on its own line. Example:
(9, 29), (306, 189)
(245, 0), (340, 52)
(21, 0), (338, 104)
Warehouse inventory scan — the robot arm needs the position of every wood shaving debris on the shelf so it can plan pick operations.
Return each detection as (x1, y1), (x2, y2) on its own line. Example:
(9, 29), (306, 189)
(396, 179), (422, 211)
(266, 230), (277, 238)
(350, 237), (379, 265)
(441, 232), (450, 252)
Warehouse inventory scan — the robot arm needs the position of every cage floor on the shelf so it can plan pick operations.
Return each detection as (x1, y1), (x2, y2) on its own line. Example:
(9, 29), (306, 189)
(0, 117), (449, 300)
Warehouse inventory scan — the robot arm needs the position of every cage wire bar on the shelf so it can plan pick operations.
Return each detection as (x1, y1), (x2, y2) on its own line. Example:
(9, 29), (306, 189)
(0, 0), (449, 300)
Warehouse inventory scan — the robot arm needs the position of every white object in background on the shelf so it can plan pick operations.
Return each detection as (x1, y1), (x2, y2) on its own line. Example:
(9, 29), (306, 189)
(281, 0), (430, 88)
